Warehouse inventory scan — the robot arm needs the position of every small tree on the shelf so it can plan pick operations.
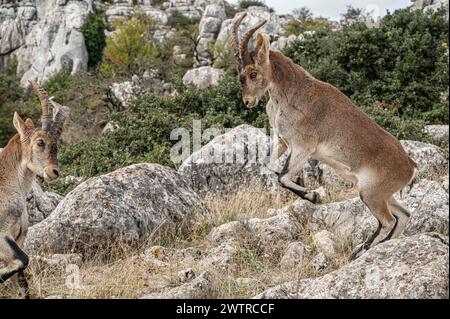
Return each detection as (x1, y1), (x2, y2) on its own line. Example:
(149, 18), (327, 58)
(284, 7), (331, 36)
(100, 18), (159, 78)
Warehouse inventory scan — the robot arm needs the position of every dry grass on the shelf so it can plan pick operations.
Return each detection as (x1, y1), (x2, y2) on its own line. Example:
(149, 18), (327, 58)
(0, 188), (355, 299)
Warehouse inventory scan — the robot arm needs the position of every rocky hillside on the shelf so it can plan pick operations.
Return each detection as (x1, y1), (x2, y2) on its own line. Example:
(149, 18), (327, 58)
(1, 124), (448, 299)
(0, 0), (449, 299)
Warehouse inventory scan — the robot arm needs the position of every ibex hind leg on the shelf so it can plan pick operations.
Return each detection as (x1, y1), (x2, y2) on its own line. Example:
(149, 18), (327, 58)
(387, 197), (411, 239)
(351, 193), (397, 260)
(0, 234), (29, 284)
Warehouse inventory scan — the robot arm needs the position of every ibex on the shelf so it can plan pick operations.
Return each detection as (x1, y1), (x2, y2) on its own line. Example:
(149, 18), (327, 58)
(0, 82), (69, 298)
(229, 13), (417, 259)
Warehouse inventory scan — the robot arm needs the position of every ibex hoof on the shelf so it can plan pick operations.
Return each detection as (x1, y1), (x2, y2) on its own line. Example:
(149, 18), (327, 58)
(350, 244), (369, 261)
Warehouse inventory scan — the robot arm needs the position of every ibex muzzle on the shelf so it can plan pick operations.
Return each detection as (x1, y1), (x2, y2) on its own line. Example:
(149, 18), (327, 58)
(0, 81), (69, 298)
(229, 13), (418, 260)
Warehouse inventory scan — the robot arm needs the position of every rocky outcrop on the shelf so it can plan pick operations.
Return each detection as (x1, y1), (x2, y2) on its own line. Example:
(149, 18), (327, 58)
(182, 66), (224, 89)
(105, 0), (169, 25)
(196, 2), (226, 66)
(7, 0), (94, 86)
(25, 164), (212, 254)
(411, 0), (449, 19)
(256, 233), (449, 299)
(401, 140), (449, 178)
(178, 124), (278, 196)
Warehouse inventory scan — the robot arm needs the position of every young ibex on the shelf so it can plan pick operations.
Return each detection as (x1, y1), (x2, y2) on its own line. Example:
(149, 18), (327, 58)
(0, 82), (69, 298)
(229, 13), (417, 259)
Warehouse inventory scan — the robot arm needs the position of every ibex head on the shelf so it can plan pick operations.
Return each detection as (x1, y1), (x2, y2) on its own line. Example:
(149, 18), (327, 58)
(229, 13), (271, 108)
(13, 81), (70, 182)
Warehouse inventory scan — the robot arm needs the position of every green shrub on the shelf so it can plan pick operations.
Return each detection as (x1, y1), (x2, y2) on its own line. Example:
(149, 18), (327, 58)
(284, 7), (332, 36)
(47, 71), (268, 195)
(100, 17), (160, 78)
(284, 8), (449, 126)
(238, 0), (268, 10)
(80, 10), (107, 68)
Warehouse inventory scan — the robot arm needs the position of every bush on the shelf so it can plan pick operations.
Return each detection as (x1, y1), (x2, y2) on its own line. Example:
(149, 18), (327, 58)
(100, 17), (159, 78)
(284, 8), (449, 127)
(284, 7), (332, 36)
(238, 0), (268, 10)
(47, 71), (268, 195)
(80, 10), (107, 68)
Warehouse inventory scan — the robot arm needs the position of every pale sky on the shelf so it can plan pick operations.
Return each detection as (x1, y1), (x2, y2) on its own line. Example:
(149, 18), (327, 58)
(229, 0), (413, 20)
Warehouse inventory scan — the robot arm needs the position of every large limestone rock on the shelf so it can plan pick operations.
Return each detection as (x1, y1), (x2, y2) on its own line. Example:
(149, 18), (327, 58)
(255, 233), (449, 299)
(401, 140), (449, 178)
(178, 124), (279, 196)
(291, 177), (449, 246)
(25, 164), (212, 254)
(182, 66), (225, 89)
(14, 0), (93, 86)
(411, 0), (449, 18)
(424, 125), (449, 144)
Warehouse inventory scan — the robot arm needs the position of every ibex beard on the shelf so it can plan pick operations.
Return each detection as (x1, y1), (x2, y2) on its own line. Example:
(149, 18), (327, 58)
(0, 81), (69, 298)
(229, 13), (418, 260)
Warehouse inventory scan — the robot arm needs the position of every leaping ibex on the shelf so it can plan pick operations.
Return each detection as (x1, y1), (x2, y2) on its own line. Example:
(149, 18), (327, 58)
(229, 13), (418, 259)
(0, 81), (69, 298)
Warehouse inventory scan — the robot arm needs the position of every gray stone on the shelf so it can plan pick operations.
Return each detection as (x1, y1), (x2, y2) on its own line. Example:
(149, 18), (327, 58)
(182, 66), (225, 89)
(279, 241), (312, 268)
(141, 271), (214, 299)
(313, 230), (336, 258)
(424, 125), (449, 144)
(25, 164), (212, 254)
(178, 125), (278, 196)
(256, 233), (449, 299)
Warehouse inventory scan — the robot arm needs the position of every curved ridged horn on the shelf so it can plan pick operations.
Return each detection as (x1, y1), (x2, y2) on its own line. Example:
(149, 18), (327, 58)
(240, 19), (267, 67)
(49, 100), (70, 140)
(229, 12), (247, 68)
(29, 80), (53, 131)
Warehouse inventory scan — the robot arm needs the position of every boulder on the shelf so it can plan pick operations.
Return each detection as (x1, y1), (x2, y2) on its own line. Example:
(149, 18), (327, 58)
(279, 241), (312, 268)
(423, 125), (449, 144)
(182, 66), (225, 89)
(283, 177), (449, 246)
(140, 271), (214, 299)
(312, 230), (336, 258)
(255, 233), (449, 299)
(400, 140), (448, 179)
(25, 164), (212, 254)
(178, 124), (278, 196)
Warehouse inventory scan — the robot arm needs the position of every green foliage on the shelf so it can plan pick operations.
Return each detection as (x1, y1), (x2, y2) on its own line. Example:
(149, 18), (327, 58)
(284, 8), (449, 129)
(80, 10), (107, 68)
(100, 17), (159, 78)
(284, 7), (332, 36)
(167, 10), (200, 29)
(238, 0), (269, 10)
(48, 72), (268, 195)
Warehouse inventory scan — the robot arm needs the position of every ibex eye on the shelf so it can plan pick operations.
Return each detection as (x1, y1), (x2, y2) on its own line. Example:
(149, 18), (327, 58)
(37, 139), (45, 147)
(250, 72), (257, 80)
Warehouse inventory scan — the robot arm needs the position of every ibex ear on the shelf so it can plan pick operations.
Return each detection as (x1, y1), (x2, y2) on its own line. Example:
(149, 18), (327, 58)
(255, 33), (270, 66)
(13, 112), (27, 137)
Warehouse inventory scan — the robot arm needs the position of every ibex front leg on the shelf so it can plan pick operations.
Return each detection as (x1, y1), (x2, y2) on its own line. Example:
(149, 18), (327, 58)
(0, 234), (29, 286)
(278, 147), (320, 204)
(267, 133), (287, 175)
